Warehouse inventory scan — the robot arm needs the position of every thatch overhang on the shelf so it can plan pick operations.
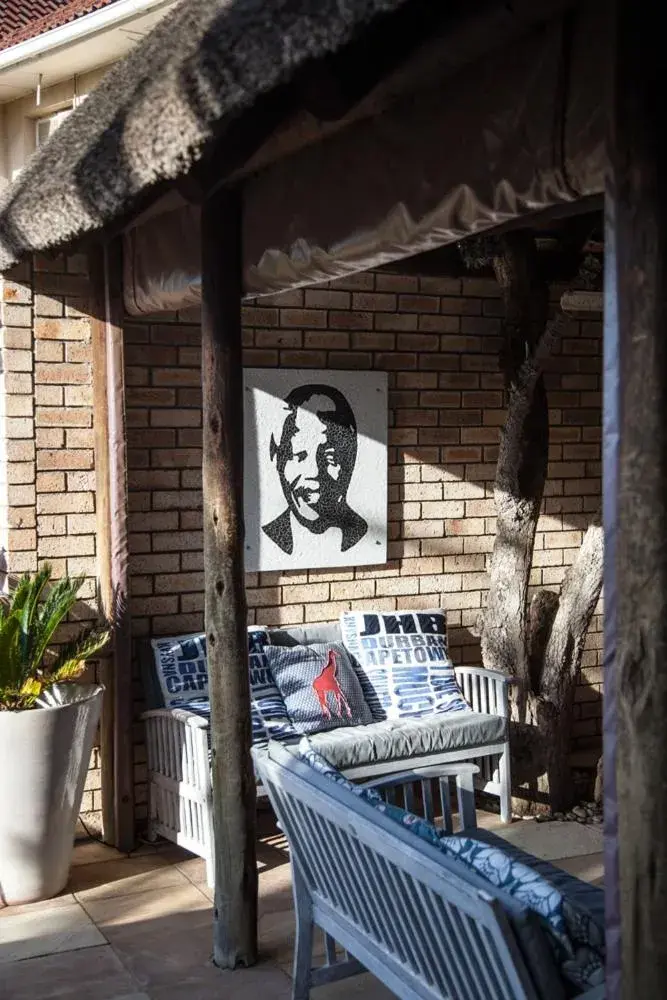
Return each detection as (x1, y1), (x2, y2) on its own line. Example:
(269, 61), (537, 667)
(0, 0), (425, 271)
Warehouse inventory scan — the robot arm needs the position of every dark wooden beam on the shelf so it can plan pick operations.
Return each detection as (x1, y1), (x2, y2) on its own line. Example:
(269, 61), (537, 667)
(201, 187), (257, 968)
(90, 239), (134, 852)
(610, 0), (667, 994)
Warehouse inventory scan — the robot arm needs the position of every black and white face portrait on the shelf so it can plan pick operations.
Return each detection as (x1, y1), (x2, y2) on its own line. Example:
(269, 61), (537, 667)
(244, 370), (387, 572)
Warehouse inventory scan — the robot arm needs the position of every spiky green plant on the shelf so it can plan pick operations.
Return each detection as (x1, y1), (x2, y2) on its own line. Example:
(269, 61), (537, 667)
(0, 565), (111, 711)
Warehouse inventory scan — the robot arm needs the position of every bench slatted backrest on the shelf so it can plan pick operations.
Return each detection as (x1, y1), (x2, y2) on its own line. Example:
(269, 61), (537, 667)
(256, 744), (540, 1000)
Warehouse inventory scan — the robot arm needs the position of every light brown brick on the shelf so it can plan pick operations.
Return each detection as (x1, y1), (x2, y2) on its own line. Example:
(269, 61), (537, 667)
(2, 304), (31, 326)
(4, 372), (32, 394)
(304, 289), (351, 309)
(283, 583), (330, 604)
(39, 535), (95, 558)
(5, 416), (34, 439)
(8, 484), (36, 506)
(2, 327), (31, 349)
(374, 313), (418, 332)
(67, 514), (97, 535)
(3, 349), (33, 371)
(8, 528), (37, 551)
(37, 450), (93, 471)
(7, 462), (35, 485)
(37, 515), (67, 536)
(36, 428), (64, 449)
(37, 492), (94, 514)
(255, 329), (303, 349)
(330, 580), (376, 600)
(280, 351), (327, 368)
(6, 506), (36, 529)
(34, 318), (88, 340)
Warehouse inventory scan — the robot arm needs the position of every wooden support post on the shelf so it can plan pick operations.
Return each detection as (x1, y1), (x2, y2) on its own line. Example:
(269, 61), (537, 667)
(610, 2), (667, 994)
(90, 240), (134, 852)
(201, 187), (258, 968)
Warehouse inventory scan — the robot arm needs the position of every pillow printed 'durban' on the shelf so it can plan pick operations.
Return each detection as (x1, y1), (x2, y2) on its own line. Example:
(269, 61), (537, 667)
(340, 610), (470, 720)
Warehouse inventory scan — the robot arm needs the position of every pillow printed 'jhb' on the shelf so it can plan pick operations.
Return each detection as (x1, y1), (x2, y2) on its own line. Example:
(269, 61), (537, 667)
(340, 610), (470, 720)
(266, 642), (373, 735)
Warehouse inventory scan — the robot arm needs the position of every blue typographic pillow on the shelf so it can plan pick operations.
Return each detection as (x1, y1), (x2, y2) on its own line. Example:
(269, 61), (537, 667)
(266, 642), (373, 734)
(151, 632), (208, 707)
(340, 609), (470, 720)
(150, 628), (295, 744)
(248, 628), (296, 744)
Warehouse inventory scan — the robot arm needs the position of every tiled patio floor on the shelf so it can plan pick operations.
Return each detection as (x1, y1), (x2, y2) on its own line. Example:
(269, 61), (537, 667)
(0, 809), (603, 1000)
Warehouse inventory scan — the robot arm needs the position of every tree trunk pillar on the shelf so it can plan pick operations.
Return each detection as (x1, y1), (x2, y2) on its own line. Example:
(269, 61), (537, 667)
(201, 187), (258, 968)
(610, 1), (667, 994)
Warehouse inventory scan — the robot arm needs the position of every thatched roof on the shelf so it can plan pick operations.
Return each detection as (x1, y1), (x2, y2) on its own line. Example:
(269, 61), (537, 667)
(0, 0), (409, 271)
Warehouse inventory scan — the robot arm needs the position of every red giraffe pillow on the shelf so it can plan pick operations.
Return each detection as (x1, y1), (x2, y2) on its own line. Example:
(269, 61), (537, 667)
(264, 642), (374, 734)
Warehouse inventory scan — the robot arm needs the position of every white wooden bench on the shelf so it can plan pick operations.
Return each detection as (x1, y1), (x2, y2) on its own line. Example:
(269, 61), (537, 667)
(254, 742), (605, 1000)
(143, 662), (512, 886)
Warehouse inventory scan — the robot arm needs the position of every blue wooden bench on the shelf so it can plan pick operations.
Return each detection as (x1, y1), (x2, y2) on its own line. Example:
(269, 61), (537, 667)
(254, 741), (605, 1000)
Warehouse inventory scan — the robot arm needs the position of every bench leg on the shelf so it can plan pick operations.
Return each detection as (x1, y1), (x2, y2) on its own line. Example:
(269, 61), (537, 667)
(498, 745), (512, 824)
(456, 770), (477, 831)
(292, 867), (314, 1000)
(205, 847), (215, 889)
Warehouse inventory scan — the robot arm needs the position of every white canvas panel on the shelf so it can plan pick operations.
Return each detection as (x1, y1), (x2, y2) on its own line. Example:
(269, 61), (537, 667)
(244, 369), (387, 572)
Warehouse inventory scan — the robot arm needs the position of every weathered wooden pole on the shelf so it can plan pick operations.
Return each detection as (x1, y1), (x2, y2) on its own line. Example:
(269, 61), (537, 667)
(90, 239), (134, 852)
(610, 1), (667, 994)
(201, 187), (257, 968)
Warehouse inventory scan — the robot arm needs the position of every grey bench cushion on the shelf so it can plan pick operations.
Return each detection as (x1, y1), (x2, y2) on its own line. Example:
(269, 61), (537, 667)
(269, 623), (341, 646)
(307, 710), (507, 770)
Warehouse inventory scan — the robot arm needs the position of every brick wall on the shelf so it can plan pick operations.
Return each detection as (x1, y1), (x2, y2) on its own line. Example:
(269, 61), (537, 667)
(0, 253), (103, 828)
(0, 261), (603, 832)
(125, 271), (603, 815)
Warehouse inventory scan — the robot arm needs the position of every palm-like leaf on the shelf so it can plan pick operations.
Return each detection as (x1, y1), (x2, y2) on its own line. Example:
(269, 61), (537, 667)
(0, 565), (112, 711)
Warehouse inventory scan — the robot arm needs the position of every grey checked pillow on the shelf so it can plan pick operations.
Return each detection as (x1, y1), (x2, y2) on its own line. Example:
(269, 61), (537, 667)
(265, 641), (373, 735)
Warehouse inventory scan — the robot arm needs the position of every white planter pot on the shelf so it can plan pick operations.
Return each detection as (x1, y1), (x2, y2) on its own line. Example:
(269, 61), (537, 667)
(0, 683), (104, 906)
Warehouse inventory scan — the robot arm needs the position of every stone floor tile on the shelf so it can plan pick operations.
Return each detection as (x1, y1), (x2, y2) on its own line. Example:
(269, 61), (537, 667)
(315, 972), (396, 998)
(0, 944), (143, 1000)
(175, 856), (207, 886)
(147, 961), (293, 1000)
(258, 862), (294, 916)
(489, 817), (604, 861)
(80, 882), (211, 929)
(554, 852), (604, 885)
(0, 901), (105, 964)
(82, 886), (218, 991)
(0, 893), (76, 918)
(70, 857), (189, 901)
(71, 840), (125, 867)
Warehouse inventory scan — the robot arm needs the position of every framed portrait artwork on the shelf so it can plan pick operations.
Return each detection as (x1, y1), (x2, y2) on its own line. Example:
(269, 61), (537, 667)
(243, 369), (388, 572)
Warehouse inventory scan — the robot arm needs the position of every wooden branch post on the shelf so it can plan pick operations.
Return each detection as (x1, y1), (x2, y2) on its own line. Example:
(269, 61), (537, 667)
(90, 239), (134, 852)
(201, 187), (258, 968)
(610, 1), (667, 993)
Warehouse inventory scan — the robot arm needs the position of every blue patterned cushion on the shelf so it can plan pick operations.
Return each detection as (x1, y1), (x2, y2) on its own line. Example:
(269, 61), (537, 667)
(150, 628), (295, 744)
(438, 836), (605, 991)
(266, 643), (373, 734)
(340, 610), (470, 720)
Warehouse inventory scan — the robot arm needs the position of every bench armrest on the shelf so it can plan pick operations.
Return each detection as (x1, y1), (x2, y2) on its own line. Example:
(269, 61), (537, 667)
(454, 665), (513, 718)
(142, 706), (210, 729)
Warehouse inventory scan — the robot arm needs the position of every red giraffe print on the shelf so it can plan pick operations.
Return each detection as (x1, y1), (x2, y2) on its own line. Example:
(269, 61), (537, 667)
(312, 649), (352, 720)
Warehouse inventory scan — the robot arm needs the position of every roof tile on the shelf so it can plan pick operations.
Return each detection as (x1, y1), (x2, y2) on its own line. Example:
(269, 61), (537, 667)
(0, 0), (121, 51)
